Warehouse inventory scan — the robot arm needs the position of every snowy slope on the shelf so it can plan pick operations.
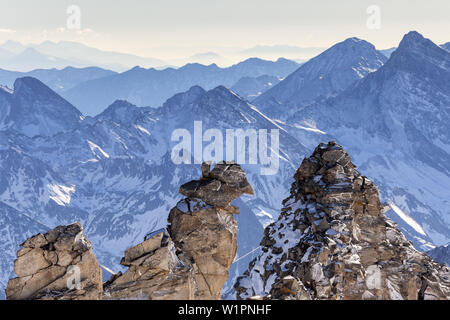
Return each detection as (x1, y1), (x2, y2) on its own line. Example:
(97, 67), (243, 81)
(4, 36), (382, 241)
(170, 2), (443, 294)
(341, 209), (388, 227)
(286, 31), (450, 250)
(253, 37), (387, 119)
(0, 79), (307, 299)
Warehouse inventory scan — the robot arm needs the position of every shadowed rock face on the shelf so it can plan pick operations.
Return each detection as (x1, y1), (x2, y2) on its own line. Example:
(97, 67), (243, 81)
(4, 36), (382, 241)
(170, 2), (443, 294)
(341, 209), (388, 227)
(103, 162), (253, 300)
(6, 223), (102, 300)
(235, 141), (450, 300)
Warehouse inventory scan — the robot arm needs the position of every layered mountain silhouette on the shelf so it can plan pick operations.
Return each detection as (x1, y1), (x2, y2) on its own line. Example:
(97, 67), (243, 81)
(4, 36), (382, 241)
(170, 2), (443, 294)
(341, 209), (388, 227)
(61, 58), (299, 115)
(0, 66), (116, 93)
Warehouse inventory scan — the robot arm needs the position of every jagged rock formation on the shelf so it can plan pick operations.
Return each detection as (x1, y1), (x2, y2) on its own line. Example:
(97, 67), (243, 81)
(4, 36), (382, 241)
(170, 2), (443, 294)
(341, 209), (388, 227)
(6, 223), (102, 300)
(104, 162), (253, 300)
(235, 141), (450, 300)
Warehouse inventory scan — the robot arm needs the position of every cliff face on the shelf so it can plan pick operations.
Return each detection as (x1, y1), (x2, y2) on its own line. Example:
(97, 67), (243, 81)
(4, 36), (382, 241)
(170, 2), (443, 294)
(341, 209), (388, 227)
(103, 161), (253, 300)
(235, 141), (450, 300)
(6, 223), (102, 300)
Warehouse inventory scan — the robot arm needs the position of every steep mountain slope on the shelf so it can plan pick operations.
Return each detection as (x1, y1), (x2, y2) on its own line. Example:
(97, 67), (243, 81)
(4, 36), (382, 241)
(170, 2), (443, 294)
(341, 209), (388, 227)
(287, 31), (450, 250)
(253, 38), (387, 119)
(62, 58), (299, 115)
(0, 66), (116, 93)
(0, 78), (307, 299)
(235, 142), (450, 300)
(0, 77), (82, 137)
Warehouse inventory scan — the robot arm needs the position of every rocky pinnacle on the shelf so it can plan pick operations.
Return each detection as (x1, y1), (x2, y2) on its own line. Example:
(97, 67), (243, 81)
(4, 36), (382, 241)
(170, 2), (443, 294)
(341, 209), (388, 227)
(235, 141), (450, 300)
(103, 161), (253, 300)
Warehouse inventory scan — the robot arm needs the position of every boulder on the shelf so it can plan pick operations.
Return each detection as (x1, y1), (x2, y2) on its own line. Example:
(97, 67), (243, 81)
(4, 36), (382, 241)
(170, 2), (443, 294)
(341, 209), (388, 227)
(6, 223), (102, 300)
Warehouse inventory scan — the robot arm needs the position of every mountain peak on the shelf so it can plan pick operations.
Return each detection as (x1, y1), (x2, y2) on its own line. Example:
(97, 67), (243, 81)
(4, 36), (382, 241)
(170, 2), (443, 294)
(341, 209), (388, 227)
(386, 31), (450, 75)
(6, 77), (82, 137)
(96, 99), (143, 124)
(253, 37), (386, 119)
(396, 31), (435, 51)
(13, 76), (57, 97)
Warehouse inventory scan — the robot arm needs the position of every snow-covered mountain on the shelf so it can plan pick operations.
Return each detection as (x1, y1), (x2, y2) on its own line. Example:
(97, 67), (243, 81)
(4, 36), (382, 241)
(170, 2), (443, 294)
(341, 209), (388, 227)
(0, 77), (82, 136)
(0, 78), (307, 299)
(0, 31), (448, 300)
(62, 58), (299, 115)
(253, 37), (387, 119)
(286, 31), (450, 251)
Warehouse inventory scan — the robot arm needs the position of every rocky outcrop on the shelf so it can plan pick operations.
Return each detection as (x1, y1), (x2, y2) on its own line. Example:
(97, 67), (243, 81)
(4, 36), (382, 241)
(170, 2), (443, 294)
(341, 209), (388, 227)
(104, 161), (253, 300)
(6, 223), (102, 300)
(235, 141), (450, 300)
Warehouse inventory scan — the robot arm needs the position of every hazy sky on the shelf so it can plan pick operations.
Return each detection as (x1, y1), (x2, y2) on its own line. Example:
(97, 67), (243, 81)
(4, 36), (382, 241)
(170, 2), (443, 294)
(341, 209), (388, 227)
(0, 0), (448, 59)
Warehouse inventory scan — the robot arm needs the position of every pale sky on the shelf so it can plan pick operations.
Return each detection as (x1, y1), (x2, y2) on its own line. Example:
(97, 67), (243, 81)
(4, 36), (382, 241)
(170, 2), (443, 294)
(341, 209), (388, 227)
(0, 0), (448, 59)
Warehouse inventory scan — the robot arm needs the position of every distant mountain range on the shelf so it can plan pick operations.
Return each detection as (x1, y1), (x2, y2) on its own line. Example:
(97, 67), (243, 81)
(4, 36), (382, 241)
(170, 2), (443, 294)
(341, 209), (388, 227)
(0, 40), (167, 72)
(61, 57), (300, 115)
(239, 45), (325, 61)
(0, 66), (116, 93)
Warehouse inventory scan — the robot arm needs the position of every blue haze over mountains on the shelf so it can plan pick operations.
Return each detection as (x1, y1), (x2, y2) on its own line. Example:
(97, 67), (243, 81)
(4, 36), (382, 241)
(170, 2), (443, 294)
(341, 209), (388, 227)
(0, 31), (449, 299)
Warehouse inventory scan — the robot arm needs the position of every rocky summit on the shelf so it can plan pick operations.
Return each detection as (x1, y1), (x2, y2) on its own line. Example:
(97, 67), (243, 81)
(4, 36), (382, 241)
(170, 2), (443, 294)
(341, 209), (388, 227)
(6, 223), (102, 300)
(235, 141), (450, 300)
(103, 161), (253, 300)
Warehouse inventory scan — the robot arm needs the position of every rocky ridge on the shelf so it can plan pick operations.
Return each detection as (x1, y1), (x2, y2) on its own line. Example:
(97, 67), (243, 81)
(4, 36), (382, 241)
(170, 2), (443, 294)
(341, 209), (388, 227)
(234, 141), (450, 300)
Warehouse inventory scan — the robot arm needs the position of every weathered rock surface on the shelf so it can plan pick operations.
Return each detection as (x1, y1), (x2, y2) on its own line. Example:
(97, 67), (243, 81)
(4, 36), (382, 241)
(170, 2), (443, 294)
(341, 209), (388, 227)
(6, 223), (102, 300)
(235, 141), (450, 300)
(104, 162), (253, 300)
